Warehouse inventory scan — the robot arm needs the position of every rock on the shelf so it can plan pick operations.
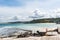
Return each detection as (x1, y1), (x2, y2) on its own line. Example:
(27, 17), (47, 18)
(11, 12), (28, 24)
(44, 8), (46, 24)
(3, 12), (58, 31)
(37, 31), (46, 36)
(32, 28), (46, 33)
(46, 32), (58, 36)
(32, 33), (39, 36)
(17, 31), (32, 38)
(32, 28), (46, 36)
(46, 27), (57, 32)
(0, 27), (32, 38)
(57, 27), (60, 34)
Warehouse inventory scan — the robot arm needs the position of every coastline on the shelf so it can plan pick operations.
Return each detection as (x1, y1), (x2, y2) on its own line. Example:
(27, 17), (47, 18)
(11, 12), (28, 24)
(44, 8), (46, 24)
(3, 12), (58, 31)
(0, 23), (59, 40)
(0, 26), (60, 40)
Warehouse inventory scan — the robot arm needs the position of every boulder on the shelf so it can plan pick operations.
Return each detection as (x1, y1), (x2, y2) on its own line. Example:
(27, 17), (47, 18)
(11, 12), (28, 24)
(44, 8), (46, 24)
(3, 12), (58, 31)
(57, 27), (60, 34)
(46, 27), (57, 32)
(46, 32), (58, 36)
(37, 31), (46, 36)
(0, 27), (32, 38)
(32, 28), (46, 36)
(17, 32), (32, 38)
(32, 28), (46, 33)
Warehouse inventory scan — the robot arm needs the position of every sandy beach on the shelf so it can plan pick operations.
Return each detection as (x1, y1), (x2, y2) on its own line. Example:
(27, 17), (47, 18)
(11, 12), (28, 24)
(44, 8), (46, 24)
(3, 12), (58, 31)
(0, 0), (60, 39)
(0, 23), (59, 40)
(0, 36), (60, 40)
(0, 27), (60, 40)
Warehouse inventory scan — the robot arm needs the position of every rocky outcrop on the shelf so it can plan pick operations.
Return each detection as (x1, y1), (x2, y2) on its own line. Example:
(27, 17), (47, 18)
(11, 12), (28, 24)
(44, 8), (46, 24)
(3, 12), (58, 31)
(0, 27), (32, 38)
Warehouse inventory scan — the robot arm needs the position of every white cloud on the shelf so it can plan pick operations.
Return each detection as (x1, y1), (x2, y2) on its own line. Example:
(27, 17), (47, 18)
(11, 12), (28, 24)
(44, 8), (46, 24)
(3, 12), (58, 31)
(0, 0), (60, 17)
(0, 0), (60, 22)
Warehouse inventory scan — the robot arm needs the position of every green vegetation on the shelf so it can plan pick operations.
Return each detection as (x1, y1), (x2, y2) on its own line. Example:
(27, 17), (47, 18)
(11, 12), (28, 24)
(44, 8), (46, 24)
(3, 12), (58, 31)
(29, 18), (60, 23)
(8, 18), (60, 24)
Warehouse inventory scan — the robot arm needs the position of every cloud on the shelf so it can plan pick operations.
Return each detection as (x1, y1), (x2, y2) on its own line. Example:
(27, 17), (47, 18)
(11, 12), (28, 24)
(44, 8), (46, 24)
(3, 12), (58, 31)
(0, 6), (35, 18)
(0, 0), (60, 18)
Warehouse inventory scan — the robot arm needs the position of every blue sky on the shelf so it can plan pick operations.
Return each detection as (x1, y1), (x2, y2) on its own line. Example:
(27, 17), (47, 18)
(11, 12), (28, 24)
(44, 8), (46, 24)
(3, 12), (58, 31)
(0, 0), (60, 18)
(0, 0), (59, 8)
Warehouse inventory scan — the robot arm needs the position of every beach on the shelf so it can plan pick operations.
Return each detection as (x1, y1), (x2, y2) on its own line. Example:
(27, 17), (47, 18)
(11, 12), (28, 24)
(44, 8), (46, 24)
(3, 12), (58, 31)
(0, 26), (59, 40)
(0, 36), (60, 40)
(0, 0), (60, 40)
(0, 23), (59, 40)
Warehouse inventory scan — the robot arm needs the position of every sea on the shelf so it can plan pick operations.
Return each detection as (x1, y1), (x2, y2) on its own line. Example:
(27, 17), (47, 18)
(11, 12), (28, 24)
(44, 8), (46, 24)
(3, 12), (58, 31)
(0, 23), (59, 30)
(0, 23), (60, 36)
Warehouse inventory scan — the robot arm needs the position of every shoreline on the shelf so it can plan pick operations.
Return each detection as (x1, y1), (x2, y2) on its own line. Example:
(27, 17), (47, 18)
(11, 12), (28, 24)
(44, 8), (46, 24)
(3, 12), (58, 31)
(0, 27), (59, 40)
(0, 24), (60, 40)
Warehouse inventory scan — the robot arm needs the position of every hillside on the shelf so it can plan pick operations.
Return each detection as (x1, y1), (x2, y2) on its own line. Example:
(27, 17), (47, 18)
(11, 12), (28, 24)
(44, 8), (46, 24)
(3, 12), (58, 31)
(7, 18), (60, 24)
(25, 18), (60, 23)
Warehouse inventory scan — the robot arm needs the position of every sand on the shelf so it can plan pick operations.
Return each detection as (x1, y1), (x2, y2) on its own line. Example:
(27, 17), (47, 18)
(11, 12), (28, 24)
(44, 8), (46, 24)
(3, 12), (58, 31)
(0, 36), (60, 40)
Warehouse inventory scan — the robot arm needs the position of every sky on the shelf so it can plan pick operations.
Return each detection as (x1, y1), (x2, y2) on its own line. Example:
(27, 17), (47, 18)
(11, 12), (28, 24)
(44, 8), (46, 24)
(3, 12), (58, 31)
(0, 0), (60, 19)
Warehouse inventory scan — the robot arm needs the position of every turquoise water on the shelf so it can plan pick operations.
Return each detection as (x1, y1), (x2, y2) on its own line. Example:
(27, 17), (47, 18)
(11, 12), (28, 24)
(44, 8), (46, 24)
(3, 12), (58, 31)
(0, 23), (58, 30)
